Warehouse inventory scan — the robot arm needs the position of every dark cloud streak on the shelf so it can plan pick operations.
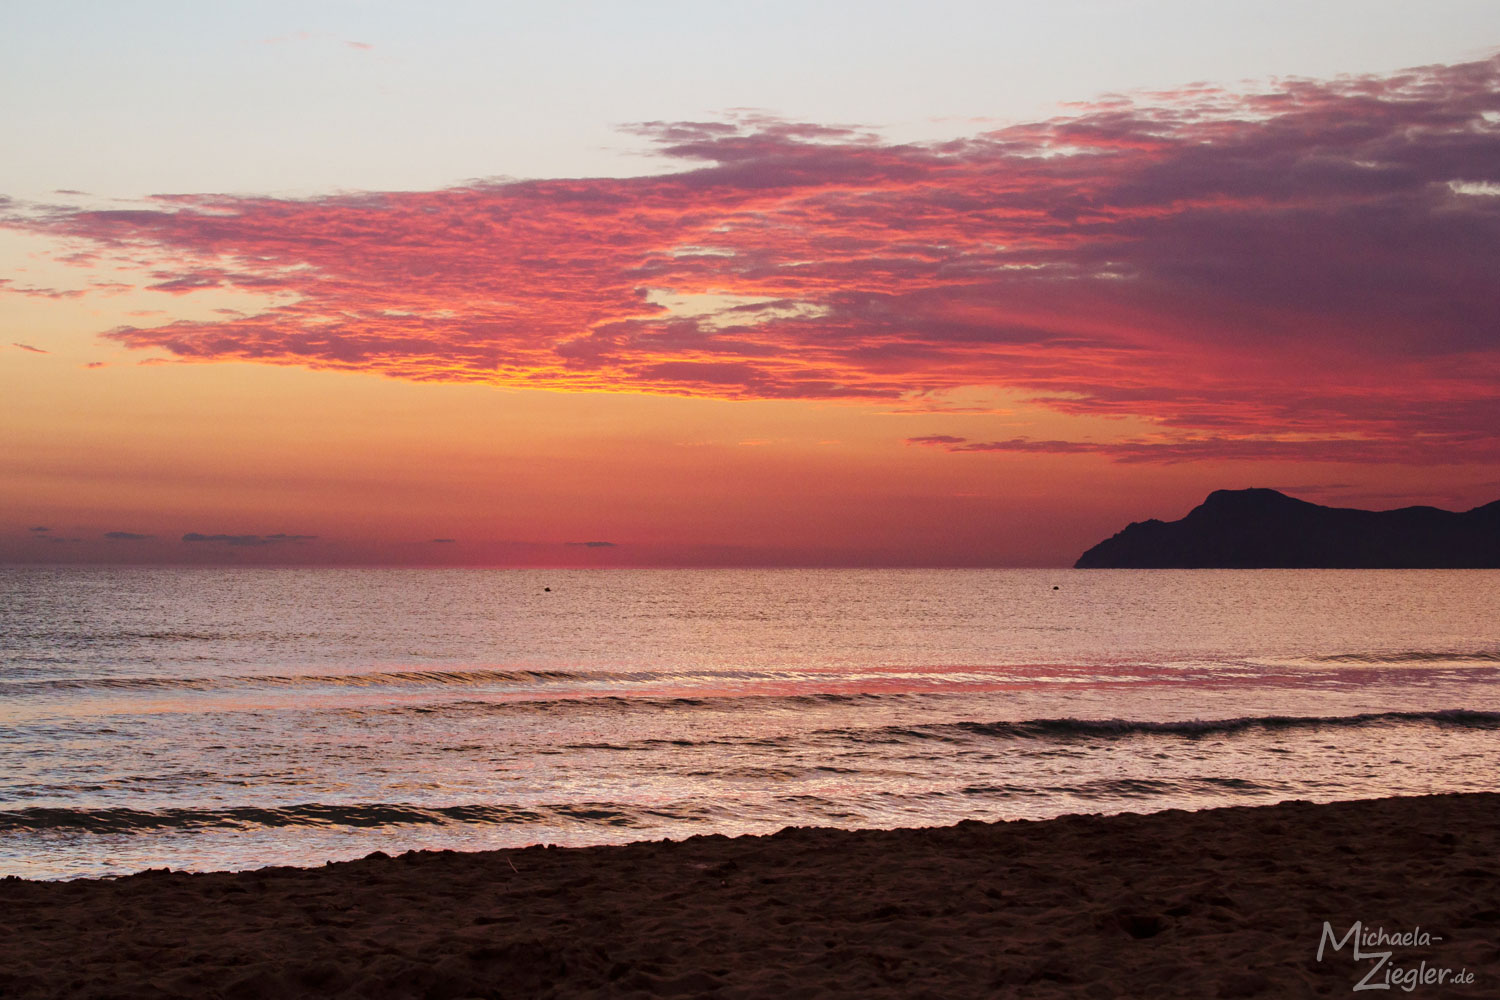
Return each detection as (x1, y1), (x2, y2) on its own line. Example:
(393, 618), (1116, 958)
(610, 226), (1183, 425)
(181, 532), (318, 546)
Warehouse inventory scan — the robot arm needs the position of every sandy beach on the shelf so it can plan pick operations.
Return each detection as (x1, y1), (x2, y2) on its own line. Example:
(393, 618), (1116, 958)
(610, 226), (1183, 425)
(2, 793), (1496, 998)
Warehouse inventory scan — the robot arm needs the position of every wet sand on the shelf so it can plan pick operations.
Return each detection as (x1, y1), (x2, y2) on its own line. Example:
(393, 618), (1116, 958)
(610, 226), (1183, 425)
(3, 793), (1497, 998)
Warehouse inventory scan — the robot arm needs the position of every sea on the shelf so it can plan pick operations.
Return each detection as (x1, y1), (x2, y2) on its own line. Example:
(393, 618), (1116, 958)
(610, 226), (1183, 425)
(2, 567), (1498, 880)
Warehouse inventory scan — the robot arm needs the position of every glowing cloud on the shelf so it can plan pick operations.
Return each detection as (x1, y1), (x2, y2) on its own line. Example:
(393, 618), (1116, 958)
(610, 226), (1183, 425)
(7, 56), (1500, 464)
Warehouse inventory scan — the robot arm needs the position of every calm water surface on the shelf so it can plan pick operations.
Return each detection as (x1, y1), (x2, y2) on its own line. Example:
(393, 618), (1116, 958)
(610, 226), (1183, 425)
(1, 567), (1497, 879)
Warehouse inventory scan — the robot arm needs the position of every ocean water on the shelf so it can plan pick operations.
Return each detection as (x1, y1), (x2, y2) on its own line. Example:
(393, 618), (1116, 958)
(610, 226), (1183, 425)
(1, 567), (1498, 880)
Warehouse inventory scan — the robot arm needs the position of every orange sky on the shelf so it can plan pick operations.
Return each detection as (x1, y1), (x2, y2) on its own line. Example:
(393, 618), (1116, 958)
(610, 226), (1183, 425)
(4, 55), (1499, 566)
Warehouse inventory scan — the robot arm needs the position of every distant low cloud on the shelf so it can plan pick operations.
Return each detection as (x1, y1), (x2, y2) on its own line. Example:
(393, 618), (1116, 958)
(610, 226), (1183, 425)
(8, 55), (1500, 466)
(429, 537), (457, 543)
(103, 531), (153, 540)
(28, 526), (49, 533)
(566, 541), (617, 548)
(181, 532), (318, 546)
(904, 435), (1457, 465)
(11, 342), (47, 353)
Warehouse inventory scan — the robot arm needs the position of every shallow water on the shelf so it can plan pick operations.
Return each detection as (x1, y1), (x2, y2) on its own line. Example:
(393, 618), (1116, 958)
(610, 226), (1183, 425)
(2, 567), (1498, 879)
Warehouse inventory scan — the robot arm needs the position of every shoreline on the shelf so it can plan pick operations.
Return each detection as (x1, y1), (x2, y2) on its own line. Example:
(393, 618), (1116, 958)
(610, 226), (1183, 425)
(3, 793), (1497, 998)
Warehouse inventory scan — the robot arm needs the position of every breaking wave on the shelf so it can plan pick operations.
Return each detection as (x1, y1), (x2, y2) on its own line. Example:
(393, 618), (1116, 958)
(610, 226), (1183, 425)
(550, 708), (1500, 750)
(1312, 649), (1500, 664)
(0, 800), (718, 834)
(857, 709), (1500, 743)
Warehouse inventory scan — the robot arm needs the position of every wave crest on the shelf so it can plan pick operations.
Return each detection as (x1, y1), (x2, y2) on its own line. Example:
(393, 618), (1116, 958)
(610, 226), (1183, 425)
(868, 709), (1500, 743)
(1313, 650), (1500, 664)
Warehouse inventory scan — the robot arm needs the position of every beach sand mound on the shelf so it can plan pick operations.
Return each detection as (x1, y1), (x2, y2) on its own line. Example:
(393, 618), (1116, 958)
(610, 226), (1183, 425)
(3, 793), (1497, 998)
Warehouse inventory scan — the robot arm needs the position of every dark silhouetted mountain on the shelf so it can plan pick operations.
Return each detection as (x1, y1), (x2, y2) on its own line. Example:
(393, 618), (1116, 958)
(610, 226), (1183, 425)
(1075, 489), (1500, 568)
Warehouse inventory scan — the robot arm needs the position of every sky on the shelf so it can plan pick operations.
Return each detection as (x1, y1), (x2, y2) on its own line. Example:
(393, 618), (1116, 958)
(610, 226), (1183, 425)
(3, 1), (1499, 566)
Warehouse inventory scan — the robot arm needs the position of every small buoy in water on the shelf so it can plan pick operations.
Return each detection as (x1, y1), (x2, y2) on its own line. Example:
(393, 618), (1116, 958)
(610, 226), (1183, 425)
(1052, 586), (1059, 590)
(544, 587), (551, 592)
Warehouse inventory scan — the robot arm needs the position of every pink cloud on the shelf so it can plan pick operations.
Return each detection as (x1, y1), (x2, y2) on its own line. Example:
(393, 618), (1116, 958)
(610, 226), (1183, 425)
(5, 55), (1500, 464)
